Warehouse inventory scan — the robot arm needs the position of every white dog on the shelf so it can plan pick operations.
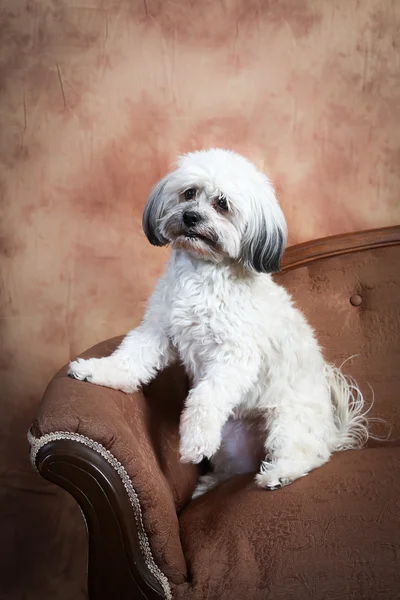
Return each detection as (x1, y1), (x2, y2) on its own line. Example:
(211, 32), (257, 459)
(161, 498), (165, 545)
(69, 148), (369, 497)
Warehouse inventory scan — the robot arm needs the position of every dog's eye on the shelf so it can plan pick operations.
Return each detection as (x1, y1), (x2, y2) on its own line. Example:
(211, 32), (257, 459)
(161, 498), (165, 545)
(216, 195), (228, 211)
(184, 188), (196, 201)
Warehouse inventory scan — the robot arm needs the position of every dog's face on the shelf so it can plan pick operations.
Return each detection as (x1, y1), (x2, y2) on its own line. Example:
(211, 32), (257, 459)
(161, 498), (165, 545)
(143, 149), (287, 273)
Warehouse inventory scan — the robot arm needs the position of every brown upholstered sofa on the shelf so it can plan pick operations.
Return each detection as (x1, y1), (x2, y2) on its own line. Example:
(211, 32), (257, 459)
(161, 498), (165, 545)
(29, 227), (400, 600)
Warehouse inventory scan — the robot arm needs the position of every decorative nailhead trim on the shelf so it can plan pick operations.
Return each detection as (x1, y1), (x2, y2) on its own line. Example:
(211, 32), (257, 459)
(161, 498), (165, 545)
(27, 429), (172, 600)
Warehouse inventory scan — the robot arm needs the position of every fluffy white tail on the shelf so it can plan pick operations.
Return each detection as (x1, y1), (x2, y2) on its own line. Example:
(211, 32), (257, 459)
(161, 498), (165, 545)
(324, 364), (370, 451)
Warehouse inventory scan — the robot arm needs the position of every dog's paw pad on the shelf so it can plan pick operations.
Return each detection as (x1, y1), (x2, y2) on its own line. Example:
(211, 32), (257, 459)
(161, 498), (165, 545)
(265, 477), (292, 490)
(265, 482), (282, 491)
(180, 450), (204, 464)
(68, 372), (91, 382)
(256, 470), (294, 490)
(68, 372), (90, 381)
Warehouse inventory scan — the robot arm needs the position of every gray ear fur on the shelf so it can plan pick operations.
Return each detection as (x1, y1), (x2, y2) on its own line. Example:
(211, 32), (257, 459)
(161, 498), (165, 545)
(240, 208), (287, 274)
(142, 176), (170, 246)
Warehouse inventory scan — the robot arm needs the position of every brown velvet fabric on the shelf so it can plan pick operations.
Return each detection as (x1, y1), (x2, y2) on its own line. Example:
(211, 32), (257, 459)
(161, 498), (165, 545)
(31, 243), (400, 599)
(32, 338), (198, 585)
(277, 245), (400, 442)
(178, 448), (400, 600)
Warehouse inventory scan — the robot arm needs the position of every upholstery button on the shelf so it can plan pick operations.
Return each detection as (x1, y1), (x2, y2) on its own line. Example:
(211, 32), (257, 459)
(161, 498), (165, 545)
(350, 294), (362, 306)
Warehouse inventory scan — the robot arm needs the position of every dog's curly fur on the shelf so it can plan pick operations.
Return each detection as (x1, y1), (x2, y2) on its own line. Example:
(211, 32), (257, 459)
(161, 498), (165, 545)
(69, 148), (369, 497)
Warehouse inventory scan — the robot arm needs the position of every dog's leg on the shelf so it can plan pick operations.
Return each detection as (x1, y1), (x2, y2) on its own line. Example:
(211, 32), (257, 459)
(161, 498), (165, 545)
(179, 360), (260, 464)
(191, 473), (227, 499)
(68, 323), (173, 393)
(192, 471), (237, 499)
(256, 391), (333, 490)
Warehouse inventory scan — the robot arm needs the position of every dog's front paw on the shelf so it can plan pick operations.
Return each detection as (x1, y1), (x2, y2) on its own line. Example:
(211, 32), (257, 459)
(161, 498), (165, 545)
(179, 407), (221, 464)
(179, 440), (211, 464)
(68, 358), (96, 382)
(68, 357), (137, 393)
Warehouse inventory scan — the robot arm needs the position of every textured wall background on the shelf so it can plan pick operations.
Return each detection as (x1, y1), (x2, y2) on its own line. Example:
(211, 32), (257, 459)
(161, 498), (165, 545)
(1, 1), (399, 598)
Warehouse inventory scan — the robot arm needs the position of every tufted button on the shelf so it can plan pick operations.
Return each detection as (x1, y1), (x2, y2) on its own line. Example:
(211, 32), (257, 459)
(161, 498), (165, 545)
(350, 294), (363, 306)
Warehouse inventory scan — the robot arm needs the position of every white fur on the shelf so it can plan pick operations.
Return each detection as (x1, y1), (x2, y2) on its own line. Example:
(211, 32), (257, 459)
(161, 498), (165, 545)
(69, 148), (369, 496)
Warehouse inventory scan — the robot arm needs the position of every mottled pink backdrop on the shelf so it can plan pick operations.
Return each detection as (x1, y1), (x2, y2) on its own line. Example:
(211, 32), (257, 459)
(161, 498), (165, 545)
(1, 1), (399, 598)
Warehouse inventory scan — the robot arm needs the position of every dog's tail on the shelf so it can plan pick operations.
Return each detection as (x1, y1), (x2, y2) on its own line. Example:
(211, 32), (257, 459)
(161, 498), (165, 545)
(324, 363), (371, 451)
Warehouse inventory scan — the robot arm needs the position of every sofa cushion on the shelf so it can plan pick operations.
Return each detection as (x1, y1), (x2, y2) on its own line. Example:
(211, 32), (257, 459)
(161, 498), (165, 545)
(176, 447), (400, 600)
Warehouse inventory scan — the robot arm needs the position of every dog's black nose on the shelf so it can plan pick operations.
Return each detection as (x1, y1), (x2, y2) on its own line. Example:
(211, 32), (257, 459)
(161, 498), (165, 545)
(183, 211), (201, 227)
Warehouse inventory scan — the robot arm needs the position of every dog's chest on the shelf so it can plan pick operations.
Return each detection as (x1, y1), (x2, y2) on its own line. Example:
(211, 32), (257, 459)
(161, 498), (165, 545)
(167, 274), (239, 360)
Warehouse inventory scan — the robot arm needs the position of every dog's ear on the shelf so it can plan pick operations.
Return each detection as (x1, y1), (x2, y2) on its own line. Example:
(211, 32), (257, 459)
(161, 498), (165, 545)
(142, 175), (171, 246)
(240, 187), (287, 274)
(242, 224), (286, 274)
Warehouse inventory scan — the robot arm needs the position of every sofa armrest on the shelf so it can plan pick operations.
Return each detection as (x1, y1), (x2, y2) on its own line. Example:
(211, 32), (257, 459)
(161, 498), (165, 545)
(29, 435), (169, 599)
(29, 337), (200, 599)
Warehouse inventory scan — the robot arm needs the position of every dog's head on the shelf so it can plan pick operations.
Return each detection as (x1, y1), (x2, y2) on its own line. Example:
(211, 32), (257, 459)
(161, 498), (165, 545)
(142, 148), (287, 273)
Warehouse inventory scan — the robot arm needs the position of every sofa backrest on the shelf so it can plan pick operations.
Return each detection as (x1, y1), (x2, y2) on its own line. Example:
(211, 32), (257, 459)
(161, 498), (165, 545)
(276, 226), (400, 445)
